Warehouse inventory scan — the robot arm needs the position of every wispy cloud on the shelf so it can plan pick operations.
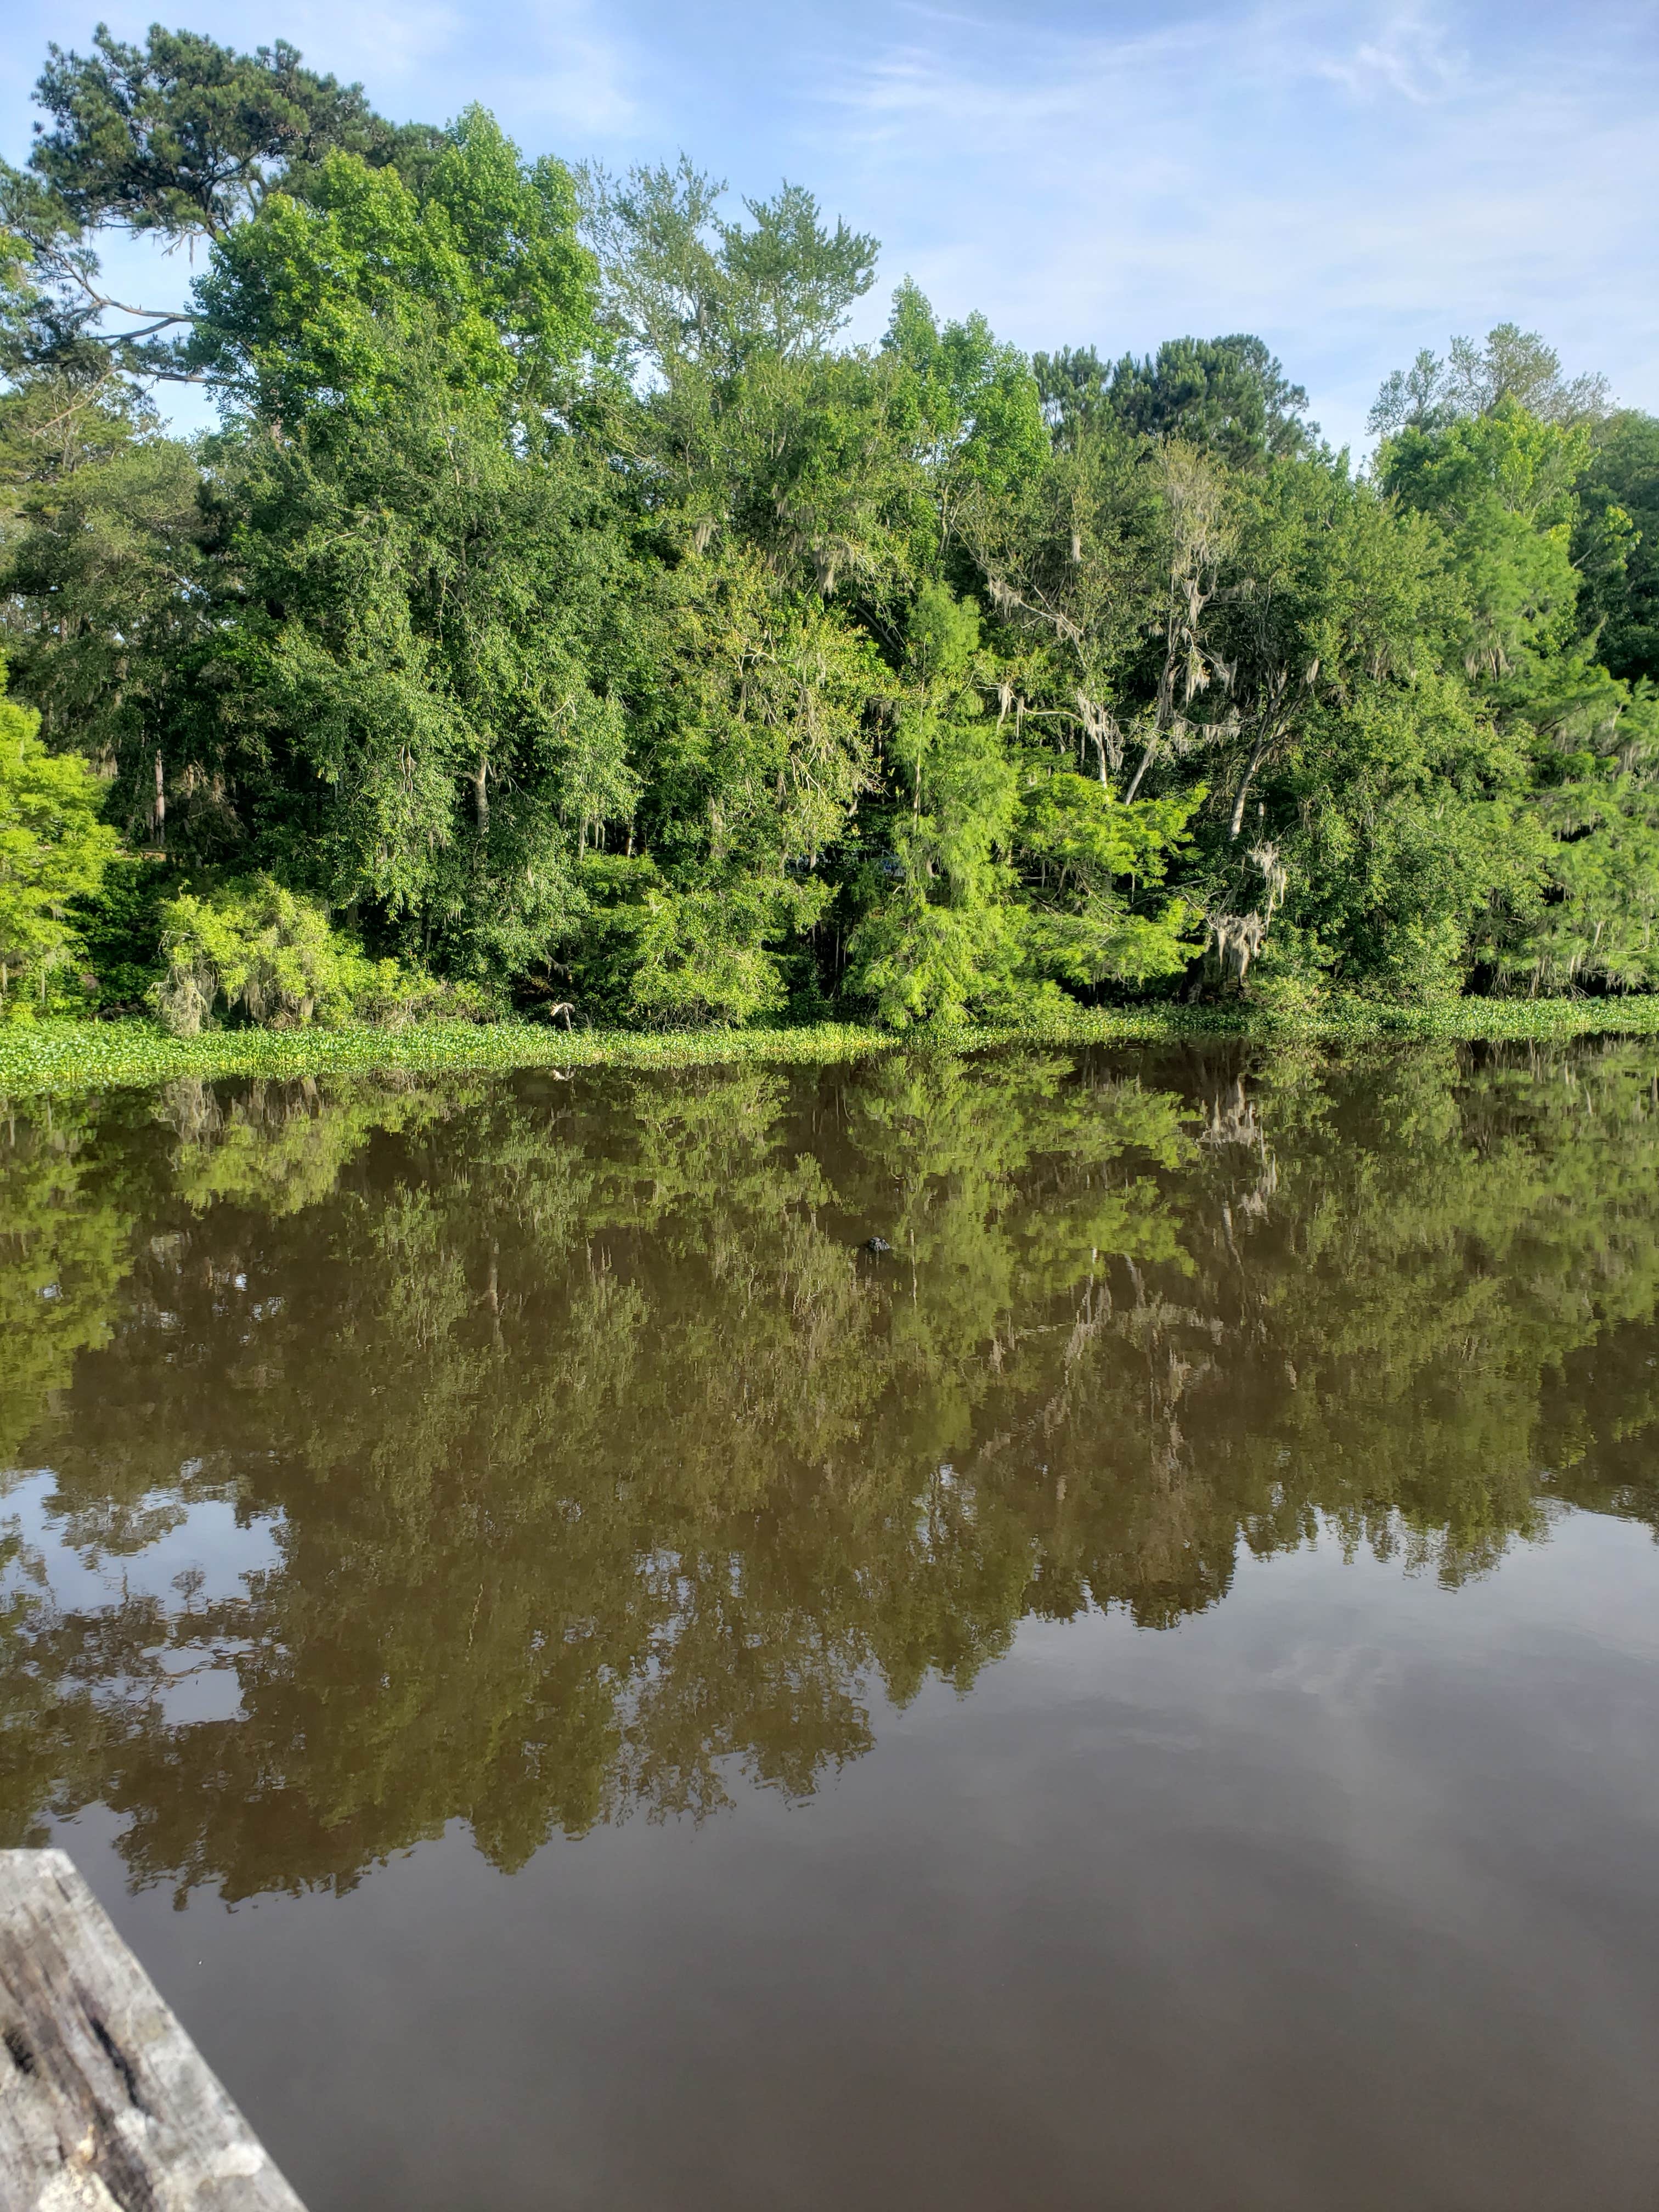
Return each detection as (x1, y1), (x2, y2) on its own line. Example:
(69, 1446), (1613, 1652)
(2, 0), (1654, 447)
(473, 0), (644, 136)
(812, 1), (1659, 445)
(276, 1), (467, 91)
(1312, 9), (1466, 102)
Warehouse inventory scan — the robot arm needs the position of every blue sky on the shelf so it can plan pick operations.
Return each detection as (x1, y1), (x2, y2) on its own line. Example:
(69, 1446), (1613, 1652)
(3, 0), (1655, 450)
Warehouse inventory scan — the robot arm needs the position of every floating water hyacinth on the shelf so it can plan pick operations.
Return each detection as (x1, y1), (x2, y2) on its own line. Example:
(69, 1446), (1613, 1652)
(4, 996), (1659, 1099)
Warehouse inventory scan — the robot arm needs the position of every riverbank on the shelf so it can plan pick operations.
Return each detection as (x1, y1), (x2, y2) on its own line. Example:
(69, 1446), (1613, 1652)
(5, 996), (1659, 1097)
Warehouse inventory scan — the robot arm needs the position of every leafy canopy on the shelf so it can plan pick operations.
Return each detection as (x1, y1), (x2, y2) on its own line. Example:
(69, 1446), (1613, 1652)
(0, 660), (117, 1013)
(1, 33), (1657, 1030)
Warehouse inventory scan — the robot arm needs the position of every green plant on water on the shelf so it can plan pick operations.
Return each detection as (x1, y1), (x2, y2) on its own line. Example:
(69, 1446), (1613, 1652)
(4, 994), (1659, 1101)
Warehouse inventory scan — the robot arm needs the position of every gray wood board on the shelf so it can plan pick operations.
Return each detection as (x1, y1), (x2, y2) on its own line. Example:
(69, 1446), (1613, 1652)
(0, 1848), (306, 2211)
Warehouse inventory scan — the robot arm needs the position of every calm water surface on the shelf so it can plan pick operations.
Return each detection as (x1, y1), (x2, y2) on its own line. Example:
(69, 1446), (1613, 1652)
(3, 1041), (1658, 2210)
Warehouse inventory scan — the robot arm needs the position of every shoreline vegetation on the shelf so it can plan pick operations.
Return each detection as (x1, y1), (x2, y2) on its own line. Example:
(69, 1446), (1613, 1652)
(5, 996), (1659, 1097)
(4, 33), (1659, 1063)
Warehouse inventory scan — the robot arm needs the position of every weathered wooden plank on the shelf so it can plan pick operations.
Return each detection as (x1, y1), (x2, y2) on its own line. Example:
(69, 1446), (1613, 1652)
(0, 1849), (306, 2211)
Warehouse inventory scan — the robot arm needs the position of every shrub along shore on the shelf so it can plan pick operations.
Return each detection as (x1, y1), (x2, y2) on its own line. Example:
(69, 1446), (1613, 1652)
(5, 998), (1659, 1099)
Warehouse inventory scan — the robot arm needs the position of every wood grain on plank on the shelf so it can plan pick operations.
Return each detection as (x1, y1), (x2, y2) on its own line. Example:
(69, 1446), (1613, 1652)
(0, 1849), (306, 2211)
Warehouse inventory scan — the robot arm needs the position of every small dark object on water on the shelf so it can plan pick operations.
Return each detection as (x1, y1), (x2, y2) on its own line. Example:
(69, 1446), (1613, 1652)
(864, 1236), (893, 1255)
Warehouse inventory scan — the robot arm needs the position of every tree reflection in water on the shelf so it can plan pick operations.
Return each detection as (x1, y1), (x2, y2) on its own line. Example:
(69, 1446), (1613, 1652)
(3, 1042), (1658, 1898)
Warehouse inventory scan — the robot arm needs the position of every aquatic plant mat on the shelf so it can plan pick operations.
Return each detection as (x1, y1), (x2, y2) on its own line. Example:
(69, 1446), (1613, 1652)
(5, 996), (1659, 1097)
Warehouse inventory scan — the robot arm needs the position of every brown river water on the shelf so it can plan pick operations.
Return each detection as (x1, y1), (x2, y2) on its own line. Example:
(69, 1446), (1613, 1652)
(3, 1040), (1658, 2210)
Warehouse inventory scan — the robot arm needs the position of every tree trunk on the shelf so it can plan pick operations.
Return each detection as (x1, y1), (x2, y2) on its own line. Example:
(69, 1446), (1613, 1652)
(1229, 730), (1274, 840)
(1124, 727), (1159, 803)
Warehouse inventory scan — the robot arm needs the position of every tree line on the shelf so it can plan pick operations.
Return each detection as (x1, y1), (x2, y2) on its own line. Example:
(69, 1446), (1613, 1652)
(2, 26), (1657, 1031)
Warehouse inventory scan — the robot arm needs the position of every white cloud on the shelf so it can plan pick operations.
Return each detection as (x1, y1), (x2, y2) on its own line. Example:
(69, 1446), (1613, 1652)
(470, 0), (644, 137)
(811, 1), (1659, 448)
(5, 0), (1654, 448)
(274, 2), (467, 90)
(1313, 14), (1464, 104)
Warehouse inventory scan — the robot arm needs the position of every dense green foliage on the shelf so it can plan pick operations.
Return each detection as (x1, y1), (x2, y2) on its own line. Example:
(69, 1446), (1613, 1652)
(3, 31), (1657, 1030)
(3, 1041), (1658, 1878)
(148, 874), (490, 1034)
(0, 658), (116, 1013)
